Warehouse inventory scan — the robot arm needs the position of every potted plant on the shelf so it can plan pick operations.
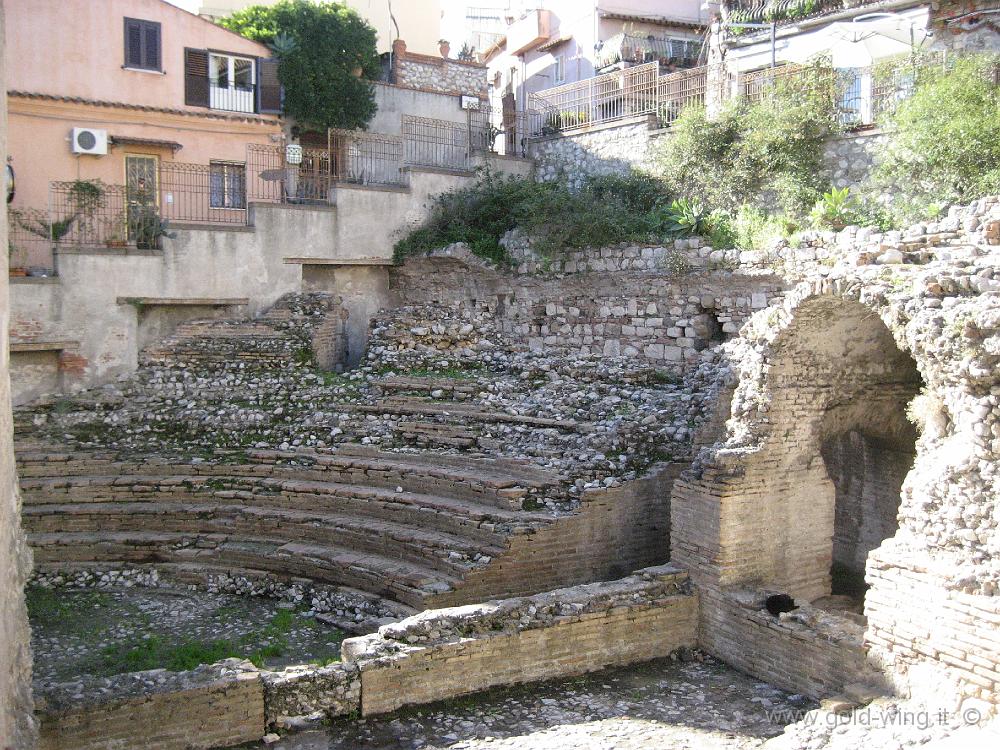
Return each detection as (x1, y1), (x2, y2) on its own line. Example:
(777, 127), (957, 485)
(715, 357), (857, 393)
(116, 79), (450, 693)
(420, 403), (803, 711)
(104, 219), (127, 248)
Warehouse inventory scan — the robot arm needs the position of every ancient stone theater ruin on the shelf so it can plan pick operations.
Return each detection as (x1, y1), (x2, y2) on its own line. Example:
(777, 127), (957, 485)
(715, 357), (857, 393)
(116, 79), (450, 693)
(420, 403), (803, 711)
(7, 193), (999, 748)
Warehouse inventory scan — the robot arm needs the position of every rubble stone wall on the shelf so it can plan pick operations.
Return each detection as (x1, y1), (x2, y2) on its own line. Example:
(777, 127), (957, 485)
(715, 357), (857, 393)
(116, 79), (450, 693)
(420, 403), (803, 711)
(391, 40), (488, 98)
(528, 116), (664, 190)
(390, 244), (786, 369)
(822, 129), (886, 190)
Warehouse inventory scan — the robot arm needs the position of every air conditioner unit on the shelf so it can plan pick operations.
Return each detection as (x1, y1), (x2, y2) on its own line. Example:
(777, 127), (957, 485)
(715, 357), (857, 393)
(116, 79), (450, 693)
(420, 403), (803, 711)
(71, 127), (108, 156)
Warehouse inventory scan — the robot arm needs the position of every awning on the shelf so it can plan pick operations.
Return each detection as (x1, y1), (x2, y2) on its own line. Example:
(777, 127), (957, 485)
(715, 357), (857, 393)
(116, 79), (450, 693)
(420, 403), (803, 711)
(109, 136), (183, 152)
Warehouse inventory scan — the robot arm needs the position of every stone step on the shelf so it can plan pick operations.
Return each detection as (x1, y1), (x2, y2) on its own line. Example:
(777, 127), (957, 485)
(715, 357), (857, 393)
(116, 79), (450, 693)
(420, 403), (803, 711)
(349, 398), (587, 431)
(394, 421), (479, 448)
(20, 471), (545, 545)
(23, 501), (501, 577)
(19, 463), (548, 514)
(373, 376), (481, 398)
(28, 532), (458, 608)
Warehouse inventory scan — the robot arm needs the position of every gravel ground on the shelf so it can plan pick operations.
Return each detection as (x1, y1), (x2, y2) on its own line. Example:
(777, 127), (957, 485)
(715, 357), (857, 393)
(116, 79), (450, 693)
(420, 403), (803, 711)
(245, 656), (815, 750)
(28, 586), (346, 684)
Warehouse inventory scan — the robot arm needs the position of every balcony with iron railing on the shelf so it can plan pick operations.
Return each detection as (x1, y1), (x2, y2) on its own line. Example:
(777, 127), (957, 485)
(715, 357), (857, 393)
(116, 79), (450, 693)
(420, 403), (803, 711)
(723, 0), (885, 26)
(597, 33), (704, 72)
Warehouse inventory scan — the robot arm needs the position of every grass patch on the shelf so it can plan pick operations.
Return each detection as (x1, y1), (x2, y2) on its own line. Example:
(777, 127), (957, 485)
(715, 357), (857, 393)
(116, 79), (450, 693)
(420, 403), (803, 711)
(98, 636), (240, 673)
(26, 587), (111, 627)
(66, 603), (344, 676)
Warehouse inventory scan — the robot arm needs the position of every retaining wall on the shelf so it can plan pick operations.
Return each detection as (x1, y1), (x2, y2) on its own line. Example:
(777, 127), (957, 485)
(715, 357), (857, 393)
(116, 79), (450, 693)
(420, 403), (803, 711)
(7, 157), (531, 405)
(34, 565), (697, 748)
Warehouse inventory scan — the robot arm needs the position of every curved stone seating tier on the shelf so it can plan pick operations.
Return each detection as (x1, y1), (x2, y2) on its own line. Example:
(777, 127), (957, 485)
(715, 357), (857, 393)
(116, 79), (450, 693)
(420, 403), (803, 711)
(16, 445), (565, 609)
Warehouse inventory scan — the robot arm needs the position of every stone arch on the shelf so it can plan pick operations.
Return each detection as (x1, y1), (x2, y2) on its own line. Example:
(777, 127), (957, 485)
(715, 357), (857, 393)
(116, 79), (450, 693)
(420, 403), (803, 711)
(669, 285), (931, 697)
(749, 294), (923, 603)
(682, 291), (924, 602)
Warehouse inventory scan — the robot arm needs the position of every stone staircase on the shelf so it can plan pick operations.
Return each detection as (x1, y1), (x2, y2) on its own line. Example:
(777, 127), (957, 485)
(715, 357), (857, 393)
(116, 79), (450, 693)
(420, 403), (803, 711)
(16, 445), (565, 609)
(141, 293), (346, 371)
(15, 293), (683, 614)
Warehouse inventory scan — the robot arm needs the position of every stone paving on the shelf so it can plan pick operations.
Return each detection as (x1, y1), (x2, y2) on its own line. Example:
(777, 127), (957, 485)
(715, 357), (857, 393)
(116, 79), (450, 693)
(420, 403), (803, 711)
(245, 655), (814, 750)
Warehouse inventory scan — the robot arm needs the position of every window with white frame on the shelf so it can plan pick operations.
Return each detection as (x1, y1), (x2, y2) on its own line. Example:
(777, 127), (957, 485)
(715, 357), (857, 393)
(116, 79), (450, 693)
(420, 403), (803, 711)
(208, 53), (255, 113)
(554, 54), (566, 83)
(209, 162), (246, 209)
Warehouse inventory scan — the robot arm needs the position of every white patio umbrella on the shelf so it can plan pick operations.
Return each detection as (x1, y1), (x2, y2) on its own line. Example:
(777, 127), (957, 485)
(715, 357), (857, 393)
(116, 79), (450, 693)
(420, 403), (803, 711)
(780, 13), (932, 68)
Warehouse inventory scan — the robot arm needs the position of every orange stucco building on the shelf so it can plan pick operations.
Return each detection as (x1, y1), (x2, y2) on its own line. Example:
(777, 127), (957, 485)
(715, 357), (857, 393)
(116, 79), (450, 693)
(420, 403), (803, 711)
(4, 0), (282, 256)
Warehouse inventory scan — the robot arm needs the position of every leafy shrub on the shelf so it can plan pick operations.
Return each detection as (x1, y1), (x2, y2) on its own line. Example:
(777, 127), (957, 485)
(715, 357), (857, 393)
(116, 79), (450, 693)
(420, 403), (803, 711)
(809, 186), (859, 229)
(652, 65), (838, 216)
(871, 53), (1000, 223)
(393, 169), (676, 264)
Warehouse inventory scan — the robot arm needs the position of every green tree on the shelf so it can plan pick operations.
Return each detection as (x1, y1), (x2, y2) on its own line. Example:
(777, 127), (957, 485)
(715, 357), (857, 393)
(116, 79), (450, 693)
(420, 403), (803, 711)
(220, 0), (380, 131)
(871, 54), (1000, 221)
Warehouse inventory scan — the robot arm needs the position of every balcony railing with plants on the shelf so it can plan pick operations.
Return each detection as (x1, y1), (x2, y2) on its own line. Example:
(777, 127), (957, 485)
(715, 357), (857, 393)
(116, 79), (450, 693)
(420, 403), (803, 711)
(722, 0), (884, 26)
(596, 33), (703, 72)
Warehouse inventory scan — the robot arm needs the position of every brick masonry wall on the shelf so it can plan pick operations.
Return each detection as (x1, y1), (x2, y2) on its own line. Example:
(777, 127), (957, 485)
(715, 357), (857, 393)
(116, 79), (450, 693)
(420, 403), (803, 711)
(343, 566), (698, 716)
(696, 588), (884, 699)
(36, 661), (264, 750)
(34, 568), (700, 745)
(667, 197), (1000, 704)
(430, 464), (679, 607)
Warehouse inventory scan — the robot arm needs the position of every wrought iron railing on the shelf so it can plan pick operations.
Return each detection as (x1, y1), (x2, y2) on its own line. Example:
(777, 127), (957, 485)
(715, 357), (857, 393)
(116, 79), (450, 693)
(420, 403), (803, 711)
(723, 0), (881, 26)
(657, 66), (710, 127)
(7, 208), (58, 273)
(208, 82), (257, 114)
(597, 33), (703, 71)
(159, 161), (248, 225)
(329, 129), (407, 186)
(468, 106), (535, 157)
(47, 181), (129, 247)
(402, 115), (474, 171)
(528, 61), (661, 132)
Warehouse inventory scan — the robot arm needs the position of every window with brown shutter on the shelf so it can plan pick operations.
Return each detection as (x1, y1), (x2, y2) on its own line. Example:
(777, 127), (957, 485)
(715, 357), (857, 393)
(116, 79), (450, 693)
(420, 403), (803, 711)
(184, 48), (210, 107)
(124, 18), (161, 71)
(257, 58), (282, 114)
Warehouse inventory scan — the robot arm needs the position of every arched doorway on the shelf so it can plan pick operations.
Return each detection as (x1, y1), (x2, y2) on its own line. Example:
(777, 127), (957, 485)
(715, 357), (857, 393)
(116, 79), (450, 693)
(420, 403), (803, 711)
(758, 296), (923, 608)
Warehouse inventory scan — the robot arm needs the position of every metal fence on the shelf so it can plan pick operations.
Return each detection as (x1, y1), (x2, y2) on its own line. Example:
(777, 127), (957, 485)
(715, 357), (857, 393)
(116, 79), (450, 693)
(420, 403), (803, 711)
(47, 181), (129, 247)
(159, 161), (248, 225)
(529, 61), (661, 132)
(656, 66), (709, 127)
(246, 144), (338, 204)
(402, 115), (474, 171)
(329, 129), (407, 186)
(468, 106), (533, 157)
(7, 208), (57, 273)
(527, 53), (960, 136)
